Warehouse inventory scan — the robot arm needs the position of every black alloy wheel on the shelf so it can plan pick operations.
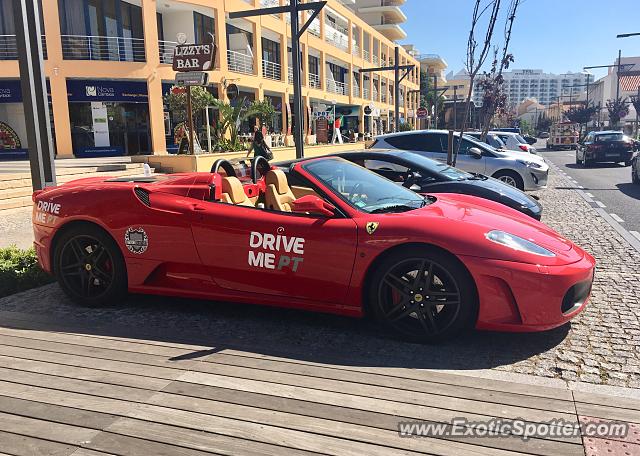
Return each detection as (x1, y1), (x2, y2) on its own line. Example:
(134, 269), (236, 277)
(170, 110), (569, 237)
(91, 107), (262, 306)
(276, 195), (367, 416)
(54, 225), (127, 306)
(370, 248), (477, 342)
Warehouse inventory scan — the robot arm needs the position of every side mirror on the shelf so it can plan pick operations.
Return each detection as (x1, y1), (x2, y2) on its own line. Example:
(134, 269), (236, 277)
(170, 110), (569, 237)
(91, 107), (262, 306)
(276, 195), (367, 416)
(291, 195), (336, 217)
(409, 184), (421, 192)
(469, 147), (483, 159)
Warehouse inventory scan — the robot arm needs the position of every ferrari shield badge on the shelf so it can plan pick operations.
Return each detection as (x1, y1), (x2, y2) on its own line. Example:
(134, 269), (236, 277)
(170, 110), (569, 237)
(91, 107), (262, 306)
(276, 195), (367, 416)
(124, 227), (148, 254)
(366, 222), (379, 235)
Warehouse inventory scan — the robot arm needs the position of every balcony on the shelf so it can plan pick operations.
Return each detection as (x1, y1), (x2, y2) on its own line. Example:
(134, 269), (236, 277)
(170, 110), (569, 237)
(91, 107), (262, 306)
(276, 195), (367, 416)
(0, 34), (47, 60)
(363, 87), (370, 99)
(363, 49), (370, 61)
(308, 73), (321, 89)
(158, 40), (177, 64)
(326, 79), (347, 95)
(262, 60), (282, 80)
(352, 85), (360, 98)
(352, 43), (360, 57)
(325, 24), (348, 52)
(372, 54), (379, 65)
(61, 35), (145, 62)
(381, 93), (387, 103)
(287, 66), (293, 85)
(308, 18), (321, 37)
(227, 49), (254, 75)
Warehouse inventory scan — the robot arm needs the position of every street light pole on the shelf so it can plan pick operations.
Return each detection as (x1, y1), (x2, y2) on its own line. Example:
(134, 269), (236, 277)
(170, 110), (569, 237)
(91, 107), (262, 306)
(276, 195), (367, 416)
(359, 48), (414, 132)
(616, 49), (622, 101)
(453, 85), (458, 130)
(230, 1), (326, 159)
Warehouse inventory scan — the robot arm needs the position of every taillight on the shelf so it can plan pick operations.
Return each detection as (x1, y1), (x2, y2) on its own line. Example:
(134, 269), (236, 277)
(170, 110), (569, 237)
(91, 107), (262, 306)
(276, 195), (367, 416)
(518, 145), (528, 152)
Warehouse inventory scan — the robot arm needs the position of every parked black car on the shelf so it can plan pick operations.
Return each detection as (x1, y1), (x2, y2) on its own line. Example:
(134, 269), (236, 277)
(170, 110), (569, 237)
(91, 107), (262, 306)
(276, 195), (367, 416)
(576, 131), (635, 167)
(277, 150), (542, 220)
(522, 134), (537, 145)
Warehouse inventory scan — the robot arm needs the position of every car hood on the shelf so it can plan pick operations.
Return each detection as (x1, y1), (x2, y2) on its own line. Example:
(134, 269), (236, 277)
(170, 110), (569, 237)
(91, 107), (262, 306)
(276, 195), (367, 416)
(382, 193), (582, 266)
(461, 176), (540, 207)
(495, 149), (546, 164)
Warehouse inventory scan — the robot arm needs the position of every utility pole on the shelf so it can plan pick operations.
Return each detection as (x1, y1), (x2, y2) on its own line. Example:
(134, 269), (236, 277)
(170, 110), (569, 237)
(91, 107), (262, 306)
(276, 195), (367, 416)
(359, 47), (414, 132)
(230, 1), (326, 159)
(12, 0), (56, 190)
(453, 85), (458, 130)
(616, 49), (622, 101)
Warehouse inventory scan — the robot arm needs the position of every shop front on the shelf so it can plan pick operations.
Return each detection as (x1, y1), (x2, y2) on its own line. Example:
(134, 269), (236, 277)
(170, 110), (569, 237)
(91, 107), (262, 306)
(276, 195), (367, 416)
(67, 79), (151, 157)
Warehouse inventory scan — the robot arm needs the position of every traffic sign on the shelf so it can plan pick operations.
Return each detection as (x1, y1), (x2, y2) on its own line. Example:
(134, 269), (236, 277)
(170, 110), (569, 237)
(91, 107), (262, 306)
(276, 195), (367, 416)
(175, 71), (208, 86)
(417, 107), (428, 118)
(364, 105), (372, 116)
(226, 83), (239, 100)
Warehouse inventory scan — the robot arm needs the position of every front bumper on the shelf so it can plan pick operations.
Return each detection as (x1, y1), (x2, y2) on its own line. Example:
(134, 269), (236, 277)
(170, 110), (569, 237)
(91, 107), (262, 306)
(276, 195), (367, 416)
(523, 167), (549, 190)
(460, 253), (595, 332)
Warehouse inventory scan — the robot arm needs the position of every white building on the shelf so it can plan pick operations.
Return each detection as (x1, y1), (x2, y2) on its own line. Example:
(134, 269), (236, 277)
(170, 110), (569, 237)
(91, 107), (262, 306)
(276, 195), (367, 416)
(346, 0), (408, 41)
(451, 69), (592, 107)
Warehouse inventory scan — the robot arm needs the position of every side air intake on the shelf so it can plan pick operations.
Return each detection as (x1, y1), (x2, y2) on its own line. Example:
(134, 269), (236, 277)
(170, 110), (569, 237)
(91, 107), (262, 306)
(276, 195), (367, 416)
(134, 187), (151, 207)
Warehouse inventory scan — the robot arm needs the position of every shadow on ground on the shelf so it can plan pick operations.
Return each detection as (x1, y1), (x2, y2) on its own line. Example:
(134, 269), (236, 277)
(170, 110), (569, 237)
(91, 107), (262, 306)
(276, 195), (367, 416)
(0, 283), (570, 372)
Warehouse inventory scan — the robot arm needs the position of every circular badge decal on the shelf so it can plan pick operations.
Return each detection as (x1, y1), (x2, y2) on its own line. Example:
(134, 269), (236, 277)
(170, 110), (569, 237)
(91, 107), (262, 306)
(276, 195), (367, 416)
(124, 227), (148, 254)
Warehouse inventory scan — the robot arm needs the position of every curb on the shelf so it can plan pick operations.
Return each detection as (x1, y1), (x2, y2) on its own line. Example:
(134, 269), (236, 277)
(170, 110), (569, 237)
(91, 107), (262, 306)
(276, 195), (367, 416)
(546, 160), (640, 255)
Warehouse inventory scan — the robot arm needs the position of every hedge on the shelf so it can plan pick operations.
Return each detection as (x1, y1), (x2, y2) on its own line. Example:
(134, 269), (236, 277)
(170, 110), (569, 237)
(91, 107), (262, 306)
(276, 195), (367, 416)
(0, 246), (54, 298)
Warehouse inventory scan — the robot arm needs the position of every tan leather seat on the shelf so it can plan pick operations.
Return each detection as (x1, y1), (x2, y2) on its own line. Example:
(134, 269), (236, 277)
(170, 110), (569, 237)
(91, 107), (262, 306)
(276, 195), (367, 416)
(221, 176), (254, 207)
(265, 169), (295, 212)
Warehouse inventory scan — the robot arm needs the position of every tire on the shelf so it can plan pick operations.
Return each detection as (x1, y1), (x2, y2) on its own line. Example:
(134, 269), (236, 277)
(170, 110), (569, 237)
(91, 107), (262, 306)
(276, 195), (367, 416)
(576, 152), (583, 165)
(624, 160), (632, 167)
(369, 246), (478, 343)
(53, 224), (128, 307)
(492, 170), (525, 190)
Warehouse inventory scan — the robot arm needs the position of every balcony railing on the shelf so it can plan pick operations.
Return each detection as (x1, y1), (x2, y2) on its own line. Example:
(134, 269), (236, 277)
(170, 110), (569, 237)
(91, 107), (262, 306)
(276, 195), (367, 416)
(324, 24), (348, 51)
(363, 87), (370, 99)
(352, 43), (360, 57)
(227, 49), (254, 74)
(0, 34), (47, 60)
(309, 18), (321, 37)
(363, 49), (370, 61)
(373, 88), (379, 100)
(288, 66), (294, 85)
(326, 79), (347, 95)
(158, 40), (177, 64)
(61, 35), (145, 62)
(262, 59), (282, 80)
(381, 93), (387, 103)
(309, 72), (321, 89)
(372, 54), (379, 65)
(352, 85), (360, 98)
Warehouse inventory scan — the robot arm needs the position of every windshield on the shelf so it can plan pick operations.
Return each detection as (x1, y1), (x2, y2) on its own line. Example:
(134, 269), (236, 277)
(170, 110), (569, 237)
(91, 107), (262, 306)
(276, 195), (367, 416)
(395, 152), (473, 181)
(302, 158), (429, 213)
(462, 134), (499, 154)
(515, 134), (527, 144)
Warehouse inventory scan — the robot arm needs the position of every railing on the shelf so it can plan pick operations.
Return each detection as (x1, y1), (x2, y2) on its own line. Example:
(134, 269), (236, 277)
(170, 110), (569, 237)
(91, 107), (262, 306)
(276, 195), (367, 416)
(372, 54), (379, 65)
(363, 49), (370, 61)
(363, 87), (370, 99)
(158, 40), (177, 64)
(262, 59), (282, 80)
(326, 79), (347, 95)
(373, 88), (379, 100)
(352, 43), (360, 57)
(61, 35), (145, 62)
(288, 66), (294, 85)
(227, 49), (254, 74)
(309, 18), (321, 37)
(0, 34), (47, 60)
(308, 73), (321, 89)
(381, 93), (387, 103)
(261, 0), (281, 18)
(324, 23), (348, 51)
(352, 85), (360, 98)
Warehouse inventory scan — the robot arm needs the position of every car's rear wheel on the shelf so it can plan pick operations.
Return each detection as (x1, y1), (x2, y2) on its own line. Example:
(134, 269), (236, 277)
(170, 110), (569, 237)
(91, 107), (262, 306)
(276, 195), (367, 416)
(54, 225), (127, 307)
(624, 159), (632, 167)
(493, 170), (524, 190)
(369, 247), (478, 343)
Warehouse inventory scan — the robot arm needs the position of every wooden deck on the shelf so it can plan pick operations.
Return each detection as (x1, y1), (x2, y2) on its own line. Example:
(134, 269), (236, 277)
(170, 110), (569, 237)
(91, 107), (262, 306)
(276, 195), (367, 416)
(0, 311), (638, 456)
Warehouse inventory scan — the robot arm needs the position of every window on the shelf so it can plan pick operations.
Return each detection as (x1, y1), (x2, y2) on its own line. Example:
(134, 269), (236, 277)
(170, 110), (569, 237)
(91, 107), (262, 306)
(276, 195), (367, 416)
(194, 12), (214, 44)
(385, 134), (444, 153)
(308, 54), (319, 75)
(262, 38), (280, 64)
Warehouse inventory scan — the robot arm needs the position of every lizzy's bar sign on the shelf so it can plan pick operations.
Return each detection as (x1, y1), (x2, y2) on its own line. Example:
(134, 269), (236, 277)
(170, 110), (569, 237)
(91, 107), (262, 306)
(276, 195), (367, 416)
(172, 41), (217, 72)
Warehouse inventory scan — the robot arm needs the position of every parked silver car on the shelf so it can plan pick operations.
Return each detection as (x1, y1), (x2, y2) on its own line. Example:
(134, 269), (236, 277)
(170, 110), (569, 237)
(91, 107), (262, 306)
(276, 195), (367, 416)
(370, 130), (549, 191)
(490, 131), (538, 154)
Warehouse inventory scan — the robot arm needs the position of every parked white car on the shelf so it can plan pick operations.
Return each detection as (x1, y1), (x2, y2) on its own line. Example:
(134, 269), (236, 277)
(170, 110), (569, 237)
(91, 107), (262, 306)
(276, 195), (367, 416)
(491, 131), (538, 154)
(370, 130), (548, 191)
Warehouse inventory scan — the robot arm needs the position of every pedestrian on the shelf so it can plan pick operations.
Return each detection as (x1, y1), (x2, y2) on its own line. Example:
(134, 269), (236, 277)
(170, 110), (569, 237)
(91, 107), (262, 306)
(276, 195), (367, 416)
(246, 130), (273, 160)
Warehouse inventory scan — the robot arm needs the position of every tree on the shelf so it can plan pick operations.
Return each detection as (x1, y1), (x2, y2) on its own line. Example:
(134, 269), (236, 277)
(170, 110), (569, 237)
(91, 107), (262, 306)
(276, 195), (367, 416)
(536, 113), (551, 133)
(247, 99), (277, 130)
(397, 121), (414, 132)
(453, 0), (502, 166)
(164, 85), (215, 123)
(420, 70), (444, 123)
(209, 97), (251, 151)
(606, 98), (629, 128)
(565, 105), (598, 136)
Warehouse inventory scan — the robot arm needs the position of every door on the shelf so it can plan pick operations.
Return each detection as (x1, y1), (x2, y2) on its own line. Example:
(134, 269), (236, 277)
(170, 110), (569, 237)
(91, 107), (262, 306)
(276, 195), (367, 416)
(191, 203), (358, 304)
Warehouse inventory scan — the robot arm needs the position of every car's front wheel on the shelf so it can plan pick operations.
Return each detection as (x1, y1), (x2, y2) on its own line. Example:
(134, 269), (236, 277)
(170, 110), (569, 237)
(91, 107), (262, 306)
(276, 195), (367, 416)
(53, 224), (128, 307)
(369, 247), (478, 343)
(493, 170), (524, 190)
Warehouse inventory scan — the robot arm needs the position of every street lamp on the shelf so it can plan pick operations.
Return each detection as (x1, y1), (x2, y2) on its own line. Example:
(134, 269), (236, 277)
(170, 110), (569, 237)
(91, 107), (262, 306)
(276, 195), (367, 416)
(617, 32), (640, 38)
(229, 1), (326, 159)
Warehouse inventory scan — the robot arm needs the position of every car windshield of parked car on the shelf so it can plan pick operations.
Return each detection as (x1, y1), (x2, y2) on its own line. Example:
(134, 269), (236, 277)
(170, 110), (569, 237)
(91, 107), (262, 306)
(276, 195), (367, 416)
(596, 133), (625, 142)
(395, 152), (473, 181)
(515, 134), (528, 144)
(302, 158), (429, 213)
(462, 134), (499, 154)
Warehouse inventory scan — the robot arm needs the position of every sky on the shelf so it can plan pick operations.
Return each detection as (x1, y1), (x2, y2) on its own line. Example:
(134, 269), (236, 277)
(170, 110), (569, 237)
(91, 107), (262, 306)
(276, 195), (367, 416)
(401, 0), (640, 80)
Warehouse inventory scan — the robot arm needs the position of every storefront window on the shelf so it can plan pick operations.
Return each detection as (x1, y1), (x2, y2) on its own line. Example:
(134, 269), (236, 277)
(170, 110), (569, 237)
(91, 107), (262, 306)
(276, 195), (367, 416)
(194, 12), (215, 44)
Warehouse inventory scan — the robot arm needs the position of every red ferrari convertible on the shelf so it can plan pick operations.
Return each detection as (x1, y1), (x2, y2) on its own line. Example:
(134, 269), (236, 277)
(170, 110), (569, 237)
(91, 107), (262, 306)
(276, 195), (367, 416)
(32, 156), (595, 342)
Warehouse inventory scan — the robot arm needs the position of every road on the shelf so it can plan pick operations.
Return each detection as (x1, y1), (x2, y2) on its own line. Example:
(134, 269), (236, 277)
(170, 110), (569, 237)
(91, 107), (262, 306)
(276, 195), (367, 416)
(539, 141), (640, 238)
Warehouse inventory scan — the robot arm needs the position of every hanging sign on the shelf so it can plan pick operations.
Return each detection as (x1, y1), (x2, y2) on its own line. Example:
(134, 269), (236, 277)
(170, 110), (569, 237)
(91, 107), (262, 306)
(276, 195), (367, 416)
(176, 71), (208, 86)
(172, 37), (217, 72)
(226, 84), (239, 100)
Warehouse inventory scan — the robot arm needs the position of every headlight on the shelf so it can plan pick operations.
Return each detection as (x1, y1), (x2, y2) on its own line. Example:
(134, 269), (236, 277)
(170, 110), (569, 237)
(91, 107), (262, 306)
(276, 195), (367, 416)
(485, 230), (556, 257)
(517, 159), (543, 169)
